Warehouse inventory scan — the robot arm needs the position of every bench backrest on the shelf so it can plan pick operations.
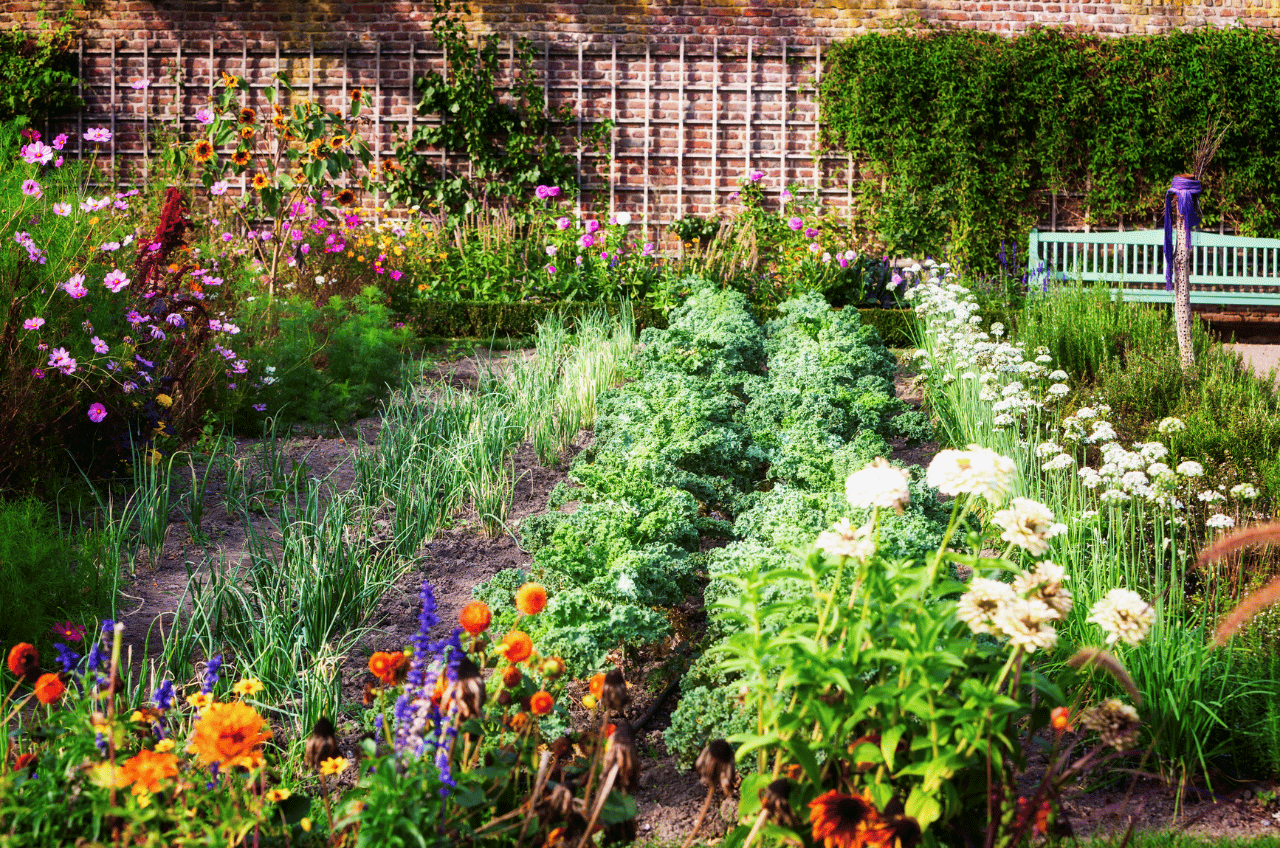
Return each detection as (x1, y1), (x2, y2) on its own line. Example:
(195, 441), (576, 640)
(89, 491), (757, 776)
(1026, 229), (1280, 305)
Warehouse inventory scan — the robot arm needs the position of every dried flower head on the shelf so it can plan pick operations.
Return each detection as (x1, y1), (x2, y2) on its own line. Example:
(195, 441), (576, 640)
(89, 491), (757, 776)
(844, 458), (911, 513)
(303, 716), (340, 772)
(603, 720), (640, 792)
(443, 656), (486, 720)
(1079, 698), (1141, 750)
(600, 668), (630, 716)
(1087, 588), (1154, 647)
(695, 738), (736, 796)
(760, 779), (800, 828)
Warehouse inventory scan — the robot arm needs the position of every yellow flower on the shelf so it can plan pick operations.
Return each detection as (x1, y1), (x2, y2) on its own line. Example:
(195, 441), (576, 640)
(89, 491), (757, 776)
(319, 756), (348, 776)
(232, 678), (265, 698)
(155, 739), (175, 753)
(265, 787), (292, 802)
(582, 694), (598, 710)
(301, 818), (312, 832)
(186, 692), (212, 712)
(156, 394), (173, 408)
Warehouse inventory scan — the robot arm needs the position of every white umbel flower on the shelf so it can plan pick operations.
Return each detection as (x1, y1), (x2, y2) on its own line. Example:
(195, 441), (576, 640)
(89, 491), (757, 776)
(926, 445), (1016, 505)
(844, 458), (911, 513)
(1206, 513), (1236, 529)
(1156, 417), (1187, 434)
(1231, 483), (1259, 500)
(1176, 461), (1204, 478)
(991, 497), (1066, 556)
(956, 577), (1017, 636)
(1087, 588), (1154, 647)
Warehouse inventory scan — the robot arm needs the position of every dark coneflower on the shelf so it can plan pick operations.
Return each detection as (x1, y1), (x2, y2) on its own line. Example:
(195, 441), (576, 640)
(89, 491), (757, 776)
(808, 790), (882, 848)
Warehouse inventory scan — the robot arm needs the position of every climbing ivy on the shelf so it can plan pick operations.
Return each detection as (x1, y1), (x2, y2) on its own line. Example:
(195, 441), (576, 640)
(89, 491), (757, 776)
(388, 0), (611, 216)
(821, 26), (1280, 270)
(0, 14), (82, 124)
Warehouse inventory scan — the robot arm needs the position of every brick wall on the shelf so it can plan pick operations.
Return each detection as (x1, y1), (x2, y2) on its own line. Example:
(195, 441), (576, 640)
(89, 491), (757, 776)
(6, 1), (1276, 235)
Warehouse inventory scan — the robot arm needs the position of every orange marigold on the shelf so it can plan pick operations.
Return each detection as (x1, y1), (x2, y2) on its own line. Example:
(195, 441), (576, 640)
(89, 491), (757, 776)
(33, 672), (65, 705)
(515, 583), (547, 616)
(188, 701), (272, 770)
(500, 631), (533, 664)
(7, 643), (38, 679)
(121, 748), (179, 795)
(588, 673), (606, 700)
(368, 651), (409, 686)
(809, 790), (882, 848)
(530, 690), (554, 716)
(459, 601), (492, 635)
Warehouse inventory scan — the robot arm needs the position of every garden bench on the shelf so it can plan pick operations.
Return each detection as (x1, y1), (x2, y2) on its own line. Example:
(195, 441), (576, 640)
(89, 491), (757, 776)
(1026, 229), (1280, 307)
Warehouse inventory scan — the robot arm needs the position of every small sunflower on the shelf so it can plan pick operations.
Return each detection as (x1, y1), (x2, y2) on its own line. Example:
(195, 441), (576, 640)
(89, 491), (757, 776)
(238, 107), (256, 124)
(239, 125), (255, 140)
(272, 114), (288, 131)
(308, 139), (329, 160)
(335, 188), (356, 207)
(192, 139), (215, 163)
(330, 134), (348, 150)
(231, 148), (251, 167)
(252, 173), (271, 191)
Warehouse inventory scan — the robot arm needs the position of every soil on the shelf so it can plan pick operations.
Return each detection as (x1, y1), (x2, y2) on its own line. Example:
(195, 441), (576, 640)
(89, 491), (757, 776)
(112, 348), (1280, 844)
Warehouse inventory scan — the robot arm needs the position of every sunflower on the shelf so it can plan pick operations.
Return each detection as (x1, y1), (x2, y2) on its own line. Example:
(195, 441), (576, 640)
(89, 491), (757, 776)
(330, 134), (347, 150)
(239, 125), (255, 140)
(809, 791), (882, 848)
(192, 139), (215, 163)
(238, 107), (256, 124)
(252, 173), (271, 191)
(308, 139), (329, 160)
(335, 188), (356, 207)
(188, 700), (272, 770)
(221, 72), (239, 88)
(231, 148), (251, 167)
(272, 114), (288, 131)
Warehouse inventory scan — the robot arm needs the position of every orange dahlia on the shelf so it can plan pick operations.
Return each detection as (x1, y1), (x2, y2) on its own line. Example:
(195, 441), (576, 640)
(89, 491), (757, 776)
(33, 672), (65, 705)
(120, 748), (179, 794)
(188, 700), (272, 770)
(500, 631), (533, 664)
(515, 582), (547, 616)
(7, 643), (38, 680)
(459, 601), (492, 635)
(530, 690), (554, 716)
(809, 790), (882, 848)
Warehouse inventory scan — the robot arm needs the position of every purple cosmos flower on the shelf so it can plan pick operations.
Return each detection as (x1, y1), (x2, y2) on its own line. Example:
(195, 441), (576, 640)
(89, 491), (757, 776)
(88, 402), (107, 423)
(252, 403), (267, 412)
(195, 108), (214, 125)
(166, 313), (185, 327)
(64, 275), (88, 299)
(48, 348), (76, 375)
(21, 179), (41, 199)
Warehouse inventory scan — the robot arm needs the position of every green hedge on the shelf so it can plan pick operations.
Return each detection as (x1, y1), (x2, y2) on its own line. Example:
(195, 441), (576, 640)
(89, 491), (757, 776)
(821, 27), (1280, 271)
(410, 301), (919, 347)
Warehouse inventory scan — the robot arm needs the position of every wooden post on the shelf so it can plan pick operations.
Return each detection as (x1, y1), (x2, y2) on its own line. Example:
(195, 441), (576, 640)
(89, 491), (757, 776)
(1172, 173), (1197, 372)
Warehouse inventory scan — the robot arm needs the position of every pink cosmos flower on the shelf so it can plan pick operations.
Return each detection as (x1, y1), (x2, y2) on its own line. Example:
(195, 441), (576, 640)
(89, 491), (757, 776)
(103, 269), (129, 293)
(252, 403), (267, 412)
(51, 621), (86, 641)
(22, 179), (41, 198)
(749, 169), (765, 182)
(210, 180), (229, 196)
(83, 127), (112, 143)
(52, 203), (71, 217)
(22, 317), (45, 331)
(63, 274), (88, 299)
(87, 403), (107, 423)
(129, 78), (151, 90)
(52, 133), (68, 150)
(92, 336), (109, 354)
(20, 142), (53, 165)
(545, 264), (557, 275)
(642, 242), (656, 257)
(48, 348), (76, 375)
(195, 108), (215, 124)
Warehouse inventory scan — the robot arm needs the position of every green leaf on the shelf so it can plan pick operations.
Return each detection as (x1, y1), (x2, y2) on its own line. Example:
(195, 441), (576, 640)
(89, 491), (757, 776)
(904, 787), (943, 830)
(737, 772), (772, 820)
(881, 725), (905, 772)
(598, 791), (639, 825)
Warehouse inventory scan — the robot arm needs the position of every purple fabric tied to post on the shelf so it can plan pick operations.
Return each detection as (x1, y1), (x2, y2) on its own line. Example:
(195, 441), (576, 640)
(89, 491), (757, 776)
(1163, 176), (1202, 291)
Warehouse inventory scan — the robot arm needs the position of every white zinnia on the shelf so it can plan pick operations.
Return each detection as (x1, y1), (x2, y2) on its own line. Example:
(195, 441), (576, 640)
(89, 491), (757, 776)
(1012, 560), (1073, 617)
(955, 578), (1017, 636)
(1087, 588), (1154, 647)
(991, 497), (1066, 556)
(815, 518), (876, 561)
(926, 445), (1016, 505)
(844, 458), (911, 513)
(1157, 417), (1187, 434)
(1231, 483), (1259, 500)
(993, 598), (1060, 653)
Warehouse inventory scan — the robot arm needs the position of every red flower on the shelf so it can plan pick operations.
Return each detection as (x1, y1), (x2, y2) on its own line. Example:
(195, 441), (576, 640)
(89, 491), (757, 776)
(530, 690), (554, 716)
(6, 643), (39, 680)
(33, 672), (65, 705)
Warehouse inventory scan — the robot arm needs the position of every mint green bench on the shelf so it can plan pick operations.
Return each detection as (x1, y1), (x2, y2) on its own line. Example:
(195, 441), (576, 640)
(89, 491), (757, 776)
(1026, 229), (1280, 306)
